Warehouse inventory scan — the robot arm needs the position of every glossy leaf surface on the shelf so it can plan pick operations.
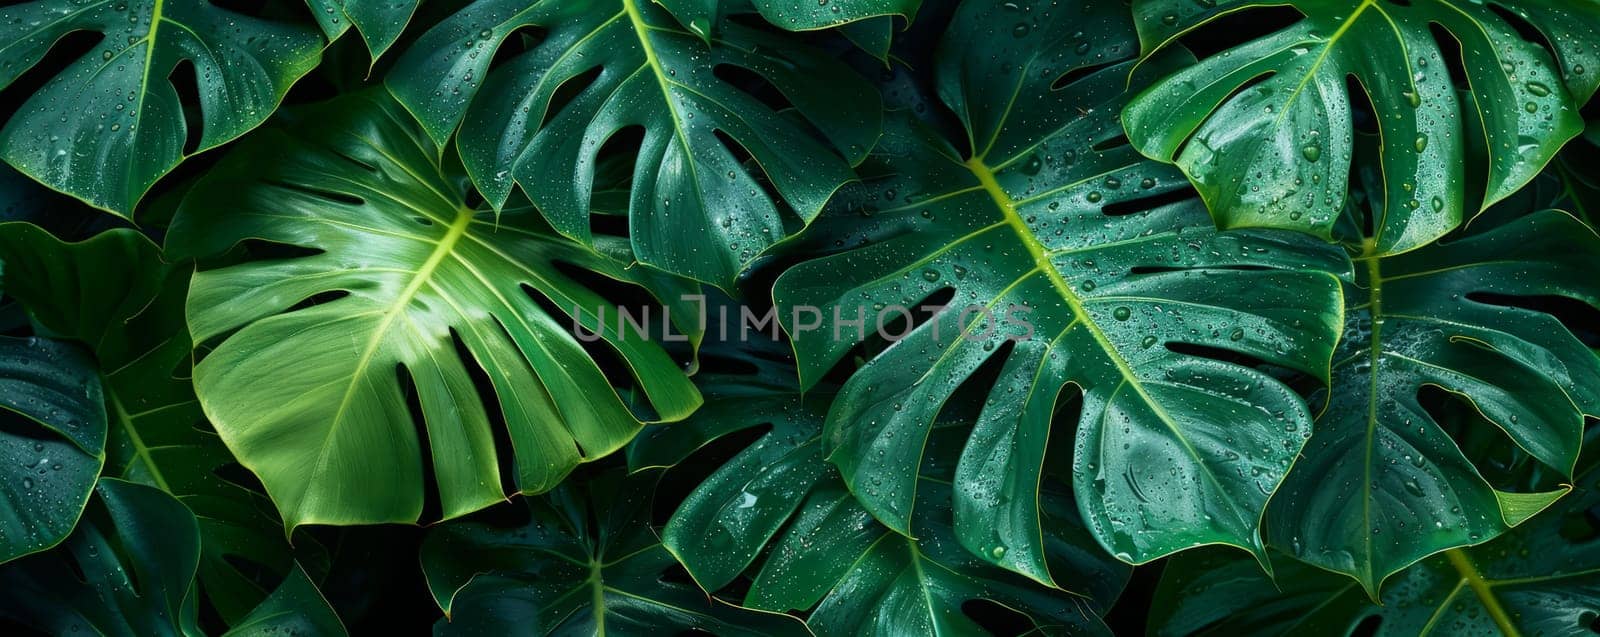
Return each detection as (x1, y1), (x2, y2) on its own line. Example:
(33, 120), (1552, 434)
(1269, 210), (1600, 594)
(387, 0), (882, 287)
(0, 0), (324, 215)
(0, 335), (104, 564)
(628, 348), (1130, 636)
(1152, 459), (1600, 636)
(1124, 0), (1600, 254)
(166, 91), (703, 531)
(0, 478), (201, 636)
(775, 0), (1348, 571)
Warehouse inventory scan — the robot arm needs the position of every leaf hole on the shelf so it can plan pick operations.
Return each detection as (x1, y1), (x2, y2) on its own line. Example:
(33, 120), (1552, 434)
(539, 65), (603, 131)
(961, 599), (1035, 636)
(1099, 182), (1199, 217)
(1050, 59), (1118, 92)
(446, 325), (524, 498)
(0, 30), (103, 125)
(1175, 6), (1304, 62)
(1345, 74), (1380, 136)
(1426, 24), (1473, 92)
(1465, 292), (1600, 348)
(1352, 614), (1383, 637)
(487, 25), (549, 73)
(396, 362), (445, 523)
(168, 59), (204, 155)
(714, 63), (796, 115)
(1483, 3), (1561, 62)
(262, 178), (366, 207)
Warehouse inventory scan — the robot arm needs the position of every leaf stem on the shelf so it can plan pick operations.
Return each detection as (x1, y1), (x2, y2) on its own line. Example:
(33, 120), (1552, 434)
(1444, 548), (1522, 637)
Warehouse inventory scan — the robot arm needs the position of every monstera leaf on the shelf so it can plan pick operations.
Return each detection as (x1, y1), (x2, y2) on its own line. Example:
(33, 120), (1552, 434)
(0, 222), (325, 623)
(774, 0), (1349, 574)
(1151, 459), (1600, 636)
(1265, 208), (1600, 595)
(1123, 0), (1600, 255)
(0, 479), (203, 636)
(164, 90), (703, 531)
(420, 468), (810, 636)
(0, 335), (104, 564)
(627, 348), (1130, 636)
(0, 0), (325, 215)
(387, 0), (882, 287)
(0, 479), (344, 636)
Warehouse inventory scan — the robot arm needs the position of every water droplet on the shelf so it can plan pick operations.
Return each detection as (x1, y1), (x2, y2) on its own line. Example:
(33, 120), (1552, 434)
(1113, 306), (1131, 321)
(1301, 145), (1321, 162)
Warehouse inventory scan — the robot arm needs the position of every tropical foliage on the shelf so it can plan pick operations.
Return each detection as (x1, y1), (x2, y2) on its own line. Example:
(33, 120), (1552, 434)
(0, 0), (1596, 634)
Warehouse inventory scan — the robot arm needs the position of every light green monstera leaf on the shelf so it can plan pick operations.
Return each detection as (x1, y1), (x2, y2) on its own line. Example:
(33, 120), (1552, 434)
(420, 468), (811, 636)
(1265, 207), (1600, 596)
(1123, 0), (1600, 256)
(1151, 458), (1600, 636)
(0, 222), (329, 624)
(774, 0), (1349, 575)
(0, 0), (325, 215)
(0, 335), (104, 564)
(164, 91), (704, 531)
(627, 345), (1130, 636)
(387, 0), (882, 288)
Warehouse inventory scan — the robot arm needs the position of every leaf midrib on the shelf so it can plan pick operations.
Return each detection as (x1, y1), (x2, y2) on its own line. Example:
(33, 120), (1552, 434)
(964, 155), (1256, 553)
(300, 205), (476, 520)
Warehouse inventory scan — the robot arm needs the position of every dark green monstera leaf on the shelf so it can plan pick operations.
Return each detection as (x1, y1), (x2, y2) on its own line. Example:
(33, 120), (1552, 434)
(0, 479), (344, 636)
(1123, 0), (1600, 255)
(1266, 209), (1600, 595)
(1151, 459), (1600, 636)
(0, 335), (104, 564)
(626, 347), (1130, 636)
(164, 90), (704, 531)
(0, 479), (203, 636)
(0, 0), (325, 215)
(420, 468), (810, 636)
(774, 0), (1349, 573)
(387, 0), (882, 287)
(0, 222), (327, 623)
(305, 0), (422, 60)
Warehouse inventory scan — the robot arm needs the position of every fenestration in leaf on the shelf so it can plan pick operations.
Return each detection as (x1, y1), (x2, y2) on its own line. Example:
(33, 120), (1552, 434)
(626, 347), (1130, 636)
(1123, 0), (1600, 256)
(0, 335), (104, 565)
(420, 469), (812, 636)
(775, 0), (1349, 576)
(0, 223), (326, 623)
(386, 0), (882, 288)
(0, 0), (325, 215)
(1267, 209), (1600, 596)
(1151, 455), (1600, 637)
(165, 90), (704, 531)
